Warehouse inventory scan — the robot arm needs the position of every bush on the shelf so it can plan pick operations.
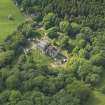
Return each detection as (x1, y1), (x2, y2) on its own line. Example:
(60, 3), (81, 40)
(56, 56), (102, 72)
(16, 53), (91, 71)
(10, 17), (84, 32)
(5, 75), (20, 89)
(43, 13), (56, 29)
(47, 27), (59, 39)
(59, 20), (71, 34)
(0, 51), (14, 67)
(70, 22), (81, 35)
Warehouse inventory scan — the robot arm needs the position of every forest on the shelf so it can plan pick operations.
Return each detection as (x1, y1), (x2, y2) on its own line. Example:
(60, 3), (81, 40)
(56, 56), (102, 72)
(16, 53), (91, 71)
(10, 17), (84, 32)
(0, 0), (105, 105)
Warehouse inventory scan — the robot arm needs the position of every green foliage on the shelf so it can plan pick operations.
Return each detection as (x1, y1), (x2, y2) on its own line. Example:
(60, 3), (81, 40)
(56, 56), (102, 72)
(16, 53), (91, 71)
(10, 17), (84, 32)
(0, 51), (14, 67)
(92, 32), (105, 52)
(70, 22), (81, 35)
(59, 20), (71, 34)
(50, 93), (80, 105)
(80, 27), (93, 41)
(91, 53), (105, 67)
(43, 13), (56, 29)
(0, 68), (10, 80)
(0, 90), (10, 104)
(50, 80), (91, 105)
(16, 100), (33, 105)
(9, 90), (21, 102)
(47, 27), (59, 39)
(21, 0), (31, 11)
(30, 91), (49, 105)
(80, 27), (92, 35)
(66, 81), (91, 103)
(5, 75), (20, 89)
(76, 39), (86, 48)
(1, 0), (105, 105)
(57, 35), (74, 52)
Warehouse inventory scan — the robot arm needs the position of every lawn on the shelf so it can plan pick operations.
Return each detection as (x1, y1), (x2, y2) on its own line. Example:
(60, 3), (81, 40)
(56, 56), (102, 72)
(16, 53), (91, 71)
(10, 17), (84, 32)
(0, 0), (24, 42)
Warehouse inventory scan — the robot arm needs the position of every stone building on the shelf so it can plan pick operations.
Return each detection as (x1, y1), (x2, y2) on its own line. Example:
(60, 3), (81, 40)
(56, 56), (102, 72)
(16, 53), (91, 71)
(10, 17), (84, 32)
(37, 40), (67, 63)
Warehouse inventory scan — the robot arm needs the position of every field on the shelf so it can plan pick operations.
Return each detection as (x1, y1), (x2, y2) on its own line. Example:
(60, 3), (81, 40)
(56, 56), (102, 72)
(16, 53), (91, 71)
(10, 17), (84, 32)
(0, 0), (24, 42)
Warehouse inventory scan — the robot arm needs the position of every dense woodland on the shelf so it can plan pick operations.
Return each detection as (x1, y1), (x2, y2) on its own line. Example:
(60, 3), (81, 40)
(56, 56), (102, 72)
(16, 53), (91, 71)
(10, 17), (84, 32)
(0, 0), (105, 105)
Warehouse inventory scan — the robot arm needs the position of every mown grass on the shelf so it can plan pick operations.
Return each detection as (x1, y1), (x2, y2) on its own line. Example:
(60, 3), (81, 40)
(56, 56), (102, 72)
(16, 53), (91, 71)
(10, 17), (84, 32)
(0, 0), (24, 42)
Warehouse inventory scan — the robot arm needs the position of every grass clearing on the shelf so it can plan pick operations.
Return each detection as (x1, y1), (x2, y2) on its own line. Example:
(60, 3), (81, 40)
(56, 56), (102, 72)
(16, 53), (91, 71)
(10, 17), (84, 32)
(31, 49), (52, 66)
(0, 0), (24, 42)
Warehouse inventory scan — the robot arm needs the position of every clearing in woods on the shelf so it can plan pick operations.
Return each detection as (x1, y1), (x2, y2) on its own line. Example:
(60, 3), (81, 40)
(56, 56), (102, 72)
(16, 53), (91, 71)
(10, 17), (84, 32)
(0, 0), (24, 42)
